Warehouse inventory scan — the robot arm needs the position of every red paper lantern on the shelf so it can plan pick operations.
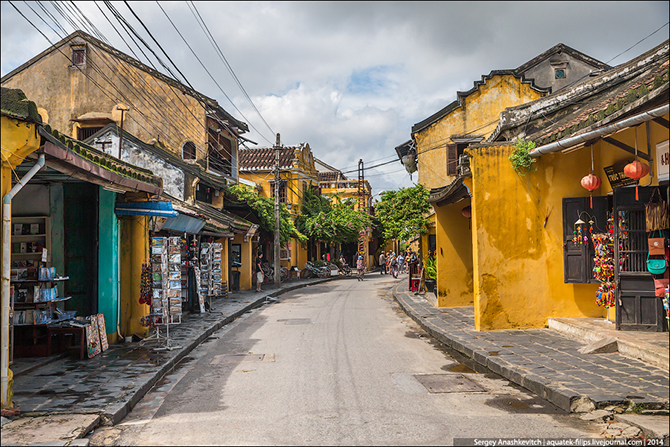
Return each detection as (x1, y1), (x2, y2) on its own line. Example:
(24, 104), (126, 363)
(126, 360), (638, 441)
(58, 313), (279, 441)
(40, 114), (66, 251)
(581, 174), (602, 208)
(623, 160), (649, 200)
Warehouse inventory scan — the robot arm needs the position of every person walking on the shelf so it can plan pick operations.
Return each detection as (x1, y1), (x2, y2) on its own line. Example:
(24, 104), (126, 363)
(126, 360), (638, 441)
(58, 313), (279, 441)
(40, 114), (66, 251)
(255, 252), (264, 292)
(398, 252), (405, 275)
(379, 252), (386, 275)
(356, 255), (365, 281)
(390, 253), (398, 278)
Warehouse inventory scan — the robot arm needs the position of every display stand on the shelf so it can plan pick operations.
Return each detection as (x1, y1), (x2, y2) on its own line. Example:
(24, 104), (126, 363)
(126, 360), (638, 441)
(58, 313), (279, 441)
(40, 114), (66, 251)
(148, 237), (182, 351)
(199, 242), (223, 312)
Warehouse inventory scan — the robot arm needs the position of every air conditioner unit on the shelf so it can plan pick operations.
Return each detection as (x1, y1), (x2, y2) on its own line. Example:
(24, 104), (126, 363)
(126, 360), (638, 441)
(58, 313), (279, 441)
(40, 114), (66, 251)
(458, 154), (471, 177)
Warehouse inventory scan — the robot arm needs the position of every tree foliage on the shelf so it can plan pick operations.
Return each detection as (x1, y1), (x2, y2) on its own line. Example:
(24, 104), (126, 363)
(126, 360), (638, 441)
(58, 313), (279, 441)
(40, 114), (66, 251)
(298, 188), (371, 244)
(226, 184), (306, 245)
(374, 184), (431, 242)
(509, 139), (537, 175)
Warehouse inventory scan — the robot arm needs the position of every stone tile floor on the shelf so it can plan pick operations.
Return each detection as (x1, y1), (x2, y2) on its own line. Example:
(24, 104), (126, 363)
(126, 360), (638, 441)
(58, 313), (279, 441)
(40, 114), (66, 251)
(393, 284), (669, 412)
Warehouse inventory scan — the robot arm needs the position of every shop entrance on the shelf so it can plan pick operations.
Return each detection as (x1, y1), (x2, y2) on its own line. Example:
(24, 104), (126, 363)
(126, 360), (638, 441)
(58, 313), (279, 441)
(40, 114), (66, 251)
(63, 182), (98, 317)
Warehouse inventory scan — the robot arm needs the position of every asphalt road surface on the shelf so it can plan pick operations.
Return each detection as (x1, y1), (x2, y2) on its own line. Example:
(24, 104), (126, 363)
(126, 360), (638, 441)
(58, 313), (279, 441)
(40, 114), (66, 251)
(90, 275), (604, 446)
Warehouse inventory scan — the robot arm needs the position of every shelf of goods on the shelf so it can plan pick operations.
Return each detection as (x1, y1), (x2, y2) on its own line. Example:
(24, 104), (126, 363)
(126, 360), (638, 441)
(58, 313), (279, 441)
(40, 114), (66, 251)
(151, 237), (182, 325)
(200, 242), (223, 297)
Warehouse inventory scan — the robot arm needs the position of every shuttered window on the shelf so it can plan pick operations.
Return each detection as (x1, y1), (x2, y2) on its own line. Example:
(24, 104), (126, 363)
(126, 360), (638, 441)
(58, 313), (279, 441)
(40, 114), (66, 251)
(447, 143), (458, 176)
(562, 196), (609, 283)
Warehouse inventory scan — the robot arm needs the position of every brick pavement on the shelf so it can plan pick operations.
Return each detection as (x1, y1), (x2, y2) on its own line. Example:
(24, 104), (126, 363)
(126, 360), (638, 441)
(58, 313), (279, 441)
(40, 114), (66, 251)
(392, 283), (669, 413)
(11, 276), (342, 425)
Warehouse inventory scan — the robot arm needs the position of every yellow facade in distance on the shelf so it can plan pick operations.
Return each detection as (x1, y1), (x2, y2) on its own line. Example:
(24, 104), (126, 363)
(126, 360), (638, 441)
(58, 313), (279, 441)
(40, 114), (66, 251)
(239, 145), (318, 270)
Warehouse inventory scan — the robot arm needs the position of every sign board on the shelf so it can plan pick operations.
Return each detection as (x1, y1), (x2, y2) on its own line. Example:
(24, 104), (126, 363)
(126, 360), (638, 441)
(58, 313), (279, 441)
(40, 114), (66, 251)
(656, 140), (669, 181)
(603, 160), (636, 189)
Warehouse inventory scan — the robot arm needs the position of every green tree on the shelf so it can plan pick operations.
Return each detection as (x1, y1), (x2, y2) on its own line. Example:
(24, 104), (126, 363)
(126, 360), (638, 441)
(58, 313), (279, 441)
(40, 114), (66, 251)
(226, 184), (306, 245)
(298, 188), (371, 244)
(374, 184), (431, 243)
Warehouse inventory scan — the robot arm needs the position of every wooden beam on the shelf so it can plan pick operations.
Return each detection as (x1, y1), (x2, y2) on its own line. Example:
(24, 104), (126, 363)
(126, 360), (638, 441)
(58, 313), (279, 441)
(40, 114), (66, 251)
(602, 137), (652, 162)
(652, 116), (669, 129)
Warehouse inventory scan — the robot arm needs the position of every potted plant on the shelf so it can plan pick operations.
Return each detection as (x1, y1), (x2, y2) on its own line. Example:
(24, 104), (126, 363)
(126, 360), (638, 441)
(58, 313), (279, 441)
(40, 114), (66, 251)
(424, 255), (437, 293)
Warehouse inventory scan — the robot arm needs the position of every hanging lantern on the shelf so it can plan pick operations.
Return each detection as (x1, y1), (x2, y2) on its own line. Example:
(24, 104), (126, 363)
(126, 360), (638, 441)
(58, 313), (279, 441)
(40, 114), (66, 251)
(581, 174), (602, 208)
(623, 160), (649, 200)
(461, 206), (472, 218)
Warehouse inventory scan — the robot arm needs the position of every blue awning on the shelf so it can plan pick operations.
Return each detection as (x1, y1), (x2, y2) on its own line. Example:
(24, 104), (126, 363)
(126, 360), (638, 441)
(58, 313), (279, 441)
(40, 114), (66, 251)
(114, 201), (179, 217)
(162, 213), (206, 234)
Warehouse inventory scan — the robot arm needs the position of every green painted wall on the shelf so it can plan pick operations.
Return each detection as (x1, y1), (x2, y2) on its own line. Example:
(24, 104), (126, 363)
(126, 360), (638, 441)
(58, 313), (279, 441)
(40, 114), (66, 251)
(97, 187), (118, 336)
(49, 183), (65, 298)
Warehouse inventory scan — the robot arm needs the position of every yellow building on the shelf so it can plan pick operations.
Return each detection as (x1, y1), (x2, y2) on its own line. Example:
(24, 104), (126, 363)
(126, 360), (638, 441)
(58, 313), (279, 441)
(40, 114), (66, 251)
(315, 158), (376, 267)
(2, 31), (254, 327)
(239, 143), (319, 274)
(471, 40), (669, 331)
(404, 44), (609, 309)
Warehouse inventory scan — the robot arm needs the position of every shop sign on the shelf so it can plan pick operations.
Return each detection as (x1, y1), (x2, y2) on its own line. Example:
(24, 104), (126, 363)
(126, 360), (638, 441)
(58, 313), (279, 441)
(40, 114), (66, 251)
(656, 140), (669, 181)
(603, 160), (636, 188)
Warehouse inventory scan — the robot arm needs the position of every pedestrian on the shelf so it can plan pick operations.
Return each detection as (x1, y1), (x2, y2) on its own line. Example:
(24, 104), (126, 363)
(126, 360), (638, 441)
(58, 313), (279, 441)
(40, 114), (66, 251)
(398, 252), (405, 274)
(390, 253), (398, 278)
(255, 252), (264, 292)
(356, 255), (365, 281)
(379, 252), (386, 275)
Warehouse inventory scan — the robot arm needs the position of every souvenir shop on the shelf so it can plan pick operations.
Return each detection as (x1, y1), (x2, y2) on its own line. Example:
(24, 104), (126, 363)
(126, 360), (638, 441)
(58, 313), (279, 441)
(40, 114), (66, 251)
(564, 178), (669, 332)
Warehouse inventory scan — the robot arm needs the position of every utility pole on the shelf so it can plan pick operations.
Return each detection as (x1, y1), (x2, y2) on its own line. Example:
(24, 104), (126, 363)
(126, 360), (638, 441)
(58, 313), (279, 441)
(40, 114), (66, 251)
(116, 105), (129, 159)
(357, 159), (366, 264)
(274, 133), (281, 287)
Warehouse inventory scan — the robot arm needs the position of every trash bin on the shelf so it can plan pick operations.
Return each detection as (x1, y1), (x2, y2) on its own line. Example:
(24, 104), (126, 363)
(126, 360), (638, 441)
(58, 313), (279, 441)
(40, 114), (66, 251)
(231, 270), (241, 292)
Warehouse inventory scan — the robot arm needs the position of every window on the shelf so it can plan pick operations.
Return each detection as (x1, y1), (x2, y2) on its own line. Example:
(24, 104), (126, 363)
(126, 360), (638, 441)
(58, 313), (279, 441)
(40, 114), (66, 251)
(72, 48), (86, 66)
(196, 183), (213, 204)
(77, 126), (103, 140)
(208, 142), (232, 175)
(446, 142), (469, 176)
(270, 180), (287, 203)
(555, 69), (566, 79)
(182, 141), (196, 160)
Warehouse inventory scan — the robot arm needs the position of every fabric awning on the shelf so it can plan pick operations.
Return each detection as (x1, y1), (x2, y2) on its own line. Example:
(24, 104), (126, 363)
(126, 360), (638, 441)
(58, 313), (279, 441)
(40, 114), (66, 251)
(161, 213), (206, 234)
(114, 201), (179, 217)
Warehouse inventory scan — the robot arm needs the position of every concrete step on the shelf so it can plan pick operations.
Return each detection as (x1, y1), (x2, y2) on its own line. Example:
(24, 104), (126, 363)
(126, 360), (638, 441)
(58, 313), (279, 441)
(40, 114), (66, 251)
(548, 317), (669, 371)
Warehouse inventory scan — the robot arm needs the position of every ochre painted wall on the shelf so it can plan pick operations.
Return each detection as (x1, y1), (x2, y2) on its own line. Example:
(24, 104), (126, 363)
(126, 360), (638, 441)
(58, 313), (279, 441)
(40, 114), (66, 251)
(415, 74), (545, 190)
(434, 197), (473, 307)
(2, 40), (209, 164)
(232, 233), (253, 291)
(119, 216), (150, 337)
(469, 143), (604, 331)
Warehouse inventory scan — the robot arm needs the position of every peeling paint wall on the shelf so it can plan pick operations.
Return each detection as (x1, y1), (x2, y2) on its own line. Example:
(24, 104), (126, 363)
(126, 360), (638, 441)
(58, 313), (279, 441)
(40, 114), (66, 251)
(2, 40), (208, 161)
(469, 143), (604, 330)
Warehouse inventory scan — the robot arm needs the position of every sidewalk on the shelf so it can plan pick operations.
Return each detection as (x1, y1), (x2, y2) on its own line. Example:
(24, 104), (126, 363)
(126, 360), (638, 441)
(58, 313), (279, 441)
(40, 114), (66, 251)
(2, 276), (343, 446)
(391, 283), (669, 416)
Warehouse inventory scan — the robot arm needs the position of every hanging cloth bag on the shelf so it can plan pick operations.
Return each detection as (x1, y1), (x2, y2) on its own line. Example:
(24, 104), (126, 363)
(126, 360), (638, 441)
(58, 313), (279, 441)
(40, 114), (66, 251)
(645, 187), (669, 232)
(648, 230), (666, 256)
(647, 252), (667, 275)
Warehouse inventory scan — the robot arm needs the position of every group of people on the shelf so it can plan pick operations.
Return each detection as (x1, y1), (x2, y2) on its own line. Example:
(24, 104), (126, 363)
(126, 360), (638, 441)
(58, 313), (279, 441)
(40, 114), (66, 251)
(379, 249), (417, 278)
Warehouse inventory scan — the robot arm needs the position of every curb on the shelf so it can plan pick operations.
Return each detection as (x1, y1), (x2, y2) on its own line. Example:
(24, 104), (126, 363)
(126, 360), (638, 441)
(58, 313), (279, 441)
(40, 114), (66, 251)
(101, 276), (342, 425)
(390, 283), (667, 414)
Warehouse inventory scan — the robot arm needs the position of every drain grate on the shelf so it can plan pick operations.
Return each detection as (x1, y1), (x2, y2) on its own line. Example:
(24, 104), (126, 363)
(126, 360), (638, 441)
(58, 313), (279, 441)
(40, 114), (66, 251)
(413, 374), (486, 393)
(211, 354), (265, 364)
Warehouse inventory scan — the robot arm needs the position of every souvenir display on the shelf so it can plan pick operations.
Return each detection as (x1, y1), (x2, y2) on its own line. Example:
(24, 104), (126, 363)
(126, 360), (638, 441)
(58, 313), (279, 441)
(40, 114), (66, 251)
(97, 313), (109, 352)
(199, 242), (223, 299)
(617, 211), (629, 272)
(592, 233), (615, 309)
(86, 316), (102, 358)
(150, 237), (182, 324)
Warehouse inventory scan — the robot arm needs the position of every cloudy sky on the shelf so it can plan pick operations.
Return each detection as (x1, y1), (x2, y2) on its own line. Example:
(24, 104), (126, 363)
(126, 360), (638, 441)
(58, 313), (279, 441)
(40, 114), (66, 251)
(2, 1), (668, 195)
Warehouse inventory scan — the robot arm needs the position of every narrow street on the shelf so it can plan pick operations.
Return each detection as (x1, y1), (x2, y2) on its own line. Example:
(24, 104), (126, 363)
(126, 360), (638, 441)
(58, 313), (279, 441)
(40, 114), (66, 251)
(90, 276), (602, 446)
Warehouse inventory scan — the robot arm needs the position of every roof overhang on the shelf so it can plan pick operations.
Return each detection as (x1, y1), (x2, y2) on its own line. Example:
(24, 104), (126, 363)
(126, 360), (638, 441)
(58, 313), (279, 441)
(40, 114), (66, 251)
(36, 140), (162, 195)
(114, 201), (178, 217)
(428, 176), (471, 207)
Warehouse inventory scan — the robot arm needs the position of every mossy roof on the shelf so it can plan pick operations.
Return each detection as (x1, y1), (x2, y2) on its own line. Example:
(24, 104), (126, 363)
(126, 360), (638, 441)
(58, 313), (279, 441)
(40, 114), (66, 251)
(1, 87), (42, 124)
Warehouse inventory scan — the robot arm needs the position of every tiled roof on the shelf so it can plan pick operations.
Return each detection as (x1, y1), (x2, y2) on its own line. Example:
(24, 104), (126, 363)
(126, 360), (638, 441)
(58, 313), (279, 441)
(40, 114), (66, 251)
(493, 40), (669, 144)
(239, 147), (295, 171)
(318, 171), (345, 182)
(1, 87), (41, 123)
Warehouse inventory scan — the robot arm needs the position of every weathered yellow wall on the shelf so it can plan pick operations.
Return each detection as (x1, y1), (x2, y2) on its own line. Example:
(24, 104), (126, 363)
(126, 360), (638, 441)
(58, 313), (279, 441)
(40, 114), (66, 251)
(119, 216), (150, 337)
(2, 41), (208, 162)
(415, 74), (545, 190)
(232, 233), (253, 291)
(434, 197), (473, 307)
(469, 143), (605, 330)
(1, 115), (41, 409)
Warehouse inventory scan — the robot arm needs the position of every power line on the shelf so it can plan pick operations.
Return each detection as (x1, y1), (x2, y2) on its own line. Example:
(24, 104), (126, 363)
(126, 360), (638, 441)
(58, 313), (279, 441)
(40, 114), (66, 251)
(187, 1), (275, 141)
(606, 21), (669, 65)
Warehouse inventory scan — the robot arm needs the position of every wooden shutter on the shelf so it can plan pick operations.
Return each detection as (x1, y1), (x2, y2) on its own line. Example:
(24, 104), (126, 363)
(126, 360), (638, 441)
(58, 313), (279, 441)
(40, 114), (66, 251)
(447, 144), (458, 176)
(562, 196), (609, 284)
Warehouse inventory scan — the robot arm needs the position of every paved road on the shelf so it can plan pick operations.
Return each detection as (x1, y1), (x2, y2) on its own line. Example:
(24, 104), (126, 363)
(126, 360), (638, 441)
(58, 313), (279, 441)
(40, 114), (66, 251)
(90, 275), (605, 446)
